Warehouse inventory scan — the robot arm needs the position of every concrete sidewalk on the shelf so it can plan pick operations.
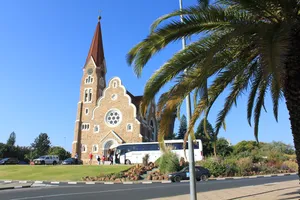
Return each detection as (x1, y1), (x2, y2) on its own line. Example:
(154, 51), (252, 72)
(155, 180), (300, 200)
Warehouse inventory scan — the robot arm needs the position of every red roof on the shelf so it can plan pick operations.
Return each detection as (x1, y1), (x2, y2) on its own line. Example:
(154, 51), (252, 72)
(85, 20), (105, 67)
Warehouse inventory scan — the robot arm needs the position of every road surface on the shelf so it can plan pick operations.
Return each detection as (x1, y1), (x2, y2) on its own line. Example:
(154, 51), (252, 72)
(0, 175), (298, 200)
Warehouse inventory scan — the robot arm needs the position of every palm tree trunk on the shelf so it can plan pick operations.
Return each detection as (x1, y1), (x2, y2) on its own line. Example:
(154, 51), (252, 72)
(213, 141), (217, 157)
(283, 29), (300, 179)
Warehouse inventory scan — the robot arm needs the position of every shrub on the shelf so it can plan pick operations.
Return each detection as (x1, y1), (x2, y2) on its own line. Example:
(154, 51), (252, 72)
(223, 158), (239, 177)
(200, 157), (226, 177)
(159, 151), (180, 174)
(282, 161), (298, 172)
(236, 157), (253, 176)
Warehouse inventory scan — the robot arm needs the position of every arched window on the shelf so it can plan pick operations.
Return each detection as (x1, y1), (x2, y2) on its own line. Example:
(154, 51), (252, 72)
(81, 145), (87, 153)
(127, 123), (133, 132)
(94, 125), (99, 133)
(84, 88), (92, 103)
(92, 145), (98, 153)
(85, 76), (94, 84)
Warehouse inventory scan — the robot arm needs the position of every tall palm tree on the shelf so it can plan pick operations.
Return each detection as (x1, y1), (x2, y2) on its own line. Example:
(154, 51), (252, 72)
(127, 0), (300, 176)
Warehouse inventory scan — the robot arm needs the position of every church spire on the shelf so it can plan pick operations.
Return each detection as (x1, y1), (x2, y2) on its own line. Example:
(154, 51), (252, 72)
(85, 16), (105, 67)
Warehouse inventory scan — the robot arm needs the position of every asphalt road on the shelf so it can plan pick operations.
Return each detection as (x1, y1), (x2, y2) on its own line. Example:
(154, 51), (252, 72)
(0, 175), (298, 200)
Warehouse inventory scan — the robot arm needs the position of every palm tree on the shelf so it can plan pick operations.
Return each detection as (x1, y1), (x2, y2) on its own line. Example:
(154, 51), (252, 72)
(127, 0), (300, 176)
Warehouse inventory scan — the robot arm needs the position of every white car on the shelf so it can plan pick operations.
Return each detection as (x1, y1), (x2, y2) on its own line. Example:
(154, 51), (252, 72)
(33, 155), (59, 165)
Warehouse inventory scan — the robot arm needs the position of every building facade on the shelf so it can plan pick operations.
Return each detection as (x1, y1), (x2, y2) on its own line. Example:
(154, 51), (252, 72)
(72, 19), (158, 164)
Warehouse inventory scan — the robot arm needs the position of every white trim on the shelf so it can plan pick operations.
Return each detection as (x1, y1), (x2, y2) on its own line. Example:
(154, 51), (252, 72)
(78, 101), (82, 104)
(72, 141), (78, 144)
(75, 119), (80, 122)
(126, 123), (133, 132)
(91, 77), (141, 125)
(92, 144), (99, 153)
(104, 109), (122, 128)
(139, 134), (143, 138)
(100, 130), (123, 143)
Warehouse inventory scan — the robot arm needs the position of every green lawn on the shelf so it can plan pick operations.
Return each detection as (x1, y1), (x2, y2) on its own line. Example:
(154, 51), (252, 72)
(0, 165), (132, 181)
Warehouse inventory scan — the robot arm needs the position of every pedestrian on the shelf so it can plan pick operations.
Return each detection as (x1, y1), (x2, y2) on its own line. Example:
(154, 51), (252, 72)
(74, 153), (78, 165)
(89, 152), (93, 165)
(96, 154), (101, 165)
(102, 154), (105, 165)
(110, 154), (113, 165)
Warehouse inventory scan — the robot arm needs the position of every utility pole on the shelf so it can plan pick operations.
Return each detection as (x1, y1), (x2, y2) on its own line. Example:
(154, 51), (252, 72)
(179, 0), (197, 200)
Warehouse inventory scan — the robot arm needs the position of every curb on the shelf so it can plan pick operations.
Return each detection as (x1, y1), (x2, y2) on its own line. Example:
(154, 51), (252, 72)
(0, 173), (297, 187)
(0, 185), (32, 190)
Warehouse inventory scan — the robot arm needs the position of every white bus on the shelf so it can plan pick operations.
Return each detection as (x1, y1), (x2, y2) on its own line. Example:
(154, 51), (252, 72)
(114, 140), (203, 165)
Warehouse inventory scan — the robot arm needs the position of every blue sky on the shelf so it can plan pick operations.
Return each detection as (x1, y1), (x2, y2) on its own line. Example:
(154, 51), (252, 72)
(0, 0), (293, 151)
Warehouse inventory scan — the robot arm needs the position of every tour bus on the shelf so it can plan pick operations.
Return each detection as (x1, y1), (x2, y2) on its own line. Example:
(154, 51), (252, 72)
(114, 140), (203, 165)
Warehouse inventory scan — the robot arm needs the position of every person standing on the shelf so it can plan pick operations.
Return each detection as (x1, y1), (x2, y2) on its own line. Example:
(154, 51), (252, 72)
(109, 154), (113, 165)
(96, 154), (101, 165)
(89, 152), (93, 165)
(74, 153), (78, 165)
(102, 154), (105, 165)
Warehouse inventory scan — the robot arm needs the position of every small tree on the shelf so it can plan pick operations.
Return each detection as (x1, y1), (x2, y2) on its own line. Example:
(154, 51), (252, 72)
(195, 119), (216, 156)
(177, 115), (187, 139)
(216, 138), (233, 157)
(7, 132), (16, 147)
(31, 133), (51, 157)
(48, 146), (71, 160)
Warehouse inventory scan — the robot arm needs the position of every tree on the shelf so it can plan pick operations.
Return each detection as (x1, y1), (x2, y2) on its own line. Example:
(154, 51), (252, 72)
(127, 0), (300, 175)
(31, 133), (51, 157)
(195, 119), (215, 157)
(164, 132), (176, 140)
(48, 146), (71, 160)
(7, 132), (16, 147)
(216, 138), (233, 157)
(177, 115), (187, 139)
(233, 141), (259, 155)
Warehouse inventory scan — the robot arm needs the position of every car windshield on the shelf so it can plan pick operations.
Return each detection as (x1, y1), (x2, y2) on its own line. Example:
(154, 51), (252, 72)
(38, 156), (45, 159)
(65, 158), (73, 161)
(0, 158), (9, 162)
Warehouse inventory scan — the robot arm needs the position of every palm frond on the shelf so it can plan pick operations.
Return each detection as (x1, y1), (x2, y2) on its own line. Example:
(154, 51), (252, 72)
(254, 76), (271, 142)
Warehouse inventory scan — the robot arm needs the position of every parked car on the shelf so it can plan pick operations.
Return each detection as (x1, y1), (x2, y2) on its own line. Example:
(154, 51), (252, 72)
(0, 158), (19, 165)
(18, 160), (30, 165)
(33, 155), (59, 165)
(169, 166), (210, 182)
(62, 158), (83, 165)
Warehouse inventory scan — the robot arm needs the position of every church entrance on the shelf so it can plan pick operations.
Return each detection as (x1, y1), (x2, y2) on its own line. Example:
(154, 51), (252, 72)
(103, 139), (118, 160)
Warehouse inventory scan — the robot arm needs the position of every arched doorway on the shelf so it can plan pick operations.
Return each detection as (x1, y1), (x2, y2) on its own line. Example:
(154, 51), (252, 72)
(102, 139), (118, 158)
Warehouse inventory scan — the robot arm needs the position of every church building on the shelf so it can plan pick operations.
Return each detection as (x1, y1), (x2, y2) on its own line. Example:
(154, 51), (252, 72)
(72, 18), (158, 163)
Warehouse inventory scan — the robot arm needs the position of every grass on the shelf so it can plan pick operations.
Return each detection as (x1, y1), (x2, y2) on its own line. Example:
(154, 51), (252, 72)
(0, 165), (132, 181)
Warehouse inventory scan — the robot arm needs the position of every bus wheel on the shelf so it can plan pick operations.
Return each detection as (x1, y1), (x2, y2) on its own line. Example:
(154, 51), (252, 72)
(125, 159), (131, 165)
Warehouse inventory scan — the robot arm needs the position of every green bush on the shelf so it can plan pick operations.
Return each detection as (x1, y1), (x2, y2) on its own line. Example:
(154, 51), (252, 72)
(223, 158), (239, 177)
(159, 151), (180, 174)
(200, 157), (226, 177)
(236, 157), (253, 176)
(282, 161), (298, 172)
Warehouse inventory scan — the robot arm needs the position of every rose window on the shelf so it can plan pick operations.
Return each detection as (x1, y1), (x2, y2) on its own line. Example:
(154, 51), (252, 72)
(105, 110), (122, 127)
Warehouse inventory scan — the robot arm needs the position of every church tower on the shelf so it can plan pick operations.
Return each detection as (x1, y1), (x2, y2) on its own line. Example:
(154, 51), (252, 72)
(72, 17), (106, 157)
